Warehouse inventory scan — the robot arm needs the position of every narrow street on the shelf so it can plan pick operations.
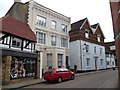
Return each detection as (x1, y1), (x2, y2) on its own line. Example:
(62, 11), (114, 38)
(19, 69), (118, 88)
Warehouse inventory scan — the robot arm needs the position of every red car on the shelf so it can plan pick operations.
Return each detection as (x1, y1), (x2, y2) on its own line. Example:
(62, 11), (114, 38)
(43, 68), (75, 83)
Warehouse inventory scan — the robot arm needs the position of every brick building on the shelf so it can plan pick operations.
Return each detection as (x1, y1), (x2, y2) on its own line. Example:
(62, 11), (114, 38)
(110, 0), (120, 81)
(69, 18), (106, 72)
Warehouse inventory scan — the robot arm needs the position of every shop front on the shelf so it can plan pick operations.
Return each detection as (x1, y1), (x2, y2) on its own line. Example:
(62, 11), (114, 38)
(2, 48), (38, 85)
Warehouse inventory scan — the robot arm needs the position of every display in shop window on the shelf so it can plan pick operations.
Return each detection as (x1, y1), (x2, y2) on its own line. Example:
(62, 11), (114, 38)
(10, 57), (36, 79)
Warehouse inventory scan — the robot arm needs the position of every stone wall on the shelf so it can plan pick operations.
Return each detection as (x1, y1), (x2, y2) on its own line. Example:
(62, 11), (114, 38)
(2, 56), (12, 85)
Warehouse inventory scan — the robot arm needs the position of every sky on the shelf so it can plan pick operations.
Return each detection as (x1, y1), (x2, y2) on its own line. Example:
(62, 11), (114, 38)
(0, 0), (114, 42)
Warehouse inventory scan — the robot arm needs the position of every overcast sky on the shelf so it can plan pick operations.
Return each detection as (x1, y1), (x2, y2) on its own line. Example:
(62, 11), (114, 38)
(0, 0), (114, 42)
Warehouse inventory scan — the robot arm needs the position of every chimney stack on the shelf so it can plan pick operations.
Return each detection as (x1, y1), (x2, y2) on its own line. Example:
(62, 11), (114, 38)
(14, 0), (21, 3)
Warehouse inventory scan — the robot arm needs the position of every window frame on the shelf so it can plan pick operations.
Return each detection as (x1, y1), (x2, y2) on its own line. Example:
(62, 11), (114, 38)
(36, 15), (46, 27)
(36, 31), (46, 44)
(86, 58), (90, 66)
(61, 37), (68, 48)
(85, 30), (89, 39)
(11, 37), (22, 48)
(51, 20), (57, 30)
(51, 35), (57, 46)
(61, 24), (67, 33)
(47, 53), (53, 67)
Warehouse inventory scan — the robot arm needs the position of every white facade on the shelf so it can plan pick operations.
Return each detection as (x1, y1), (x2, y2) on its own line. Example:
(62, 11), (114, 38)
(70, 40), (106, 71)
(27, 0), (71, 71)
(106, 54), (116, 68)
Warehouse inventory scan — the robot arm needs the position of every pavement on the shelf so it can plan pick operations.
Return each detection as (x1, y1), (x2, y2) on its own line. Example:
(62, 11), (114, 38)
(2, 69), (120, 89)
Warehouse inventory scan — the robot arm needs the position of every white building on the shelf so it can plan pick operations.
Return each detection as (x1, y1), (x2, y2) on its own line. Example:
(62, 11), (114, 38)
(69, 18), (106, 72)
(6, 0), (71, 73)
(28, 0), (71, 70)
(105, 42), (116, 69)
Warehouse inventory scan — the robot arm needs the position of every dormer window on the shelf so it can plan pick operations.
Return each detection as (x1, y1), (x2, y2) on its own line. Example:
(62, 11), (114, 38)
(85, 30), (89, 38)
(97, 35), (100, 42)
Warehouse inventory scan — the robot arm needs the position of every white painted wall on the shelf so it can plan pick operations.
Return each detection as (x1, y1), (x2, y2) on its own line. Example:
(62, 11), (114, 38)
(69, 40), (106, 71)
(69, 40), (81, 70)
(81, 40), (106, 70)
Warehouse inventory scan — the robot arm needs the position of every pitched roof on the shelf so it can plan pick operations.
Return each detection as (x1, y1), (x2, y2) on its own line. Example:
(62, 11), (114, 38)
(91, 23), (105, 39)
(0, 15), (36, 41)
(91, 23), (98, 29)
(91, 23), (98, 34)
(71, 18), (87, 31)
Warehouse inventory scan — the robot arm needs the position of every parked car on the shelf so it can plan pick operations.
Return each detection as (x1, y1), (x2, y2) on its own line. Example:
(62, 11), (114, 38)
(43, 68), (75, 83)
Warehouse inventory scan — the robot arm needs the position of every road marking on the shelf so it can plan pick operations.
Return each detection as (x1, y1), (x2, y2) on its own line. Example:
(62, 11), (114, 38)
(98, 75), (114, 88)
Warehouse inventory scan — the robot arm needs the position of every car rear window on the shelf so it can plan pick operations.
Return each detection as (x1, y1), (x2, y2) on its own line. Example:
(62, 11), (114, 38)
(56, 68), (69, 73)
(47, 69), (54, 73)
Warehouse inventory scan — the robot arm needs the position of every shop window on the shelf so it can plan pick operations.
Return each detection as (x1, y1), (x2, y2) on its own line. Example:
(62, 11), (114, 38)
(10, 57), (36, 79)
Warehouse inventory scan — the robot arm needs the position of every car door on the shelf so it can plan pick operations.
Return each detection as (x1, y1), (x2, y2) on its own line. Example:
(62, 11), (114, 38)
(64, 69), (70, 79)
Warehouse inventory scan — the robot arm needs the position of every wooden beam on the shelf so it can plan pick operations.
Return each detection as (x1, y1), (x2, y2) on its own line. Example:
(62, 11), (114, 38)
(24, 41), (31, 48)
(0, 34), (8, 41)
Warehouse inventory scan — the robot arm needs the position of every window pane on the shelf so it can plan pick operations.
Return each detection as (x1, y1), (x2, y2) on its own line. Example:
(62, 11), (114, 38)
(85, 45), (89, 53)
(12, 37), (21, 47)
(36, 31), (46, 44)
(85, 31), (89, 38)
(47, 54), (52, 67)
(51, 21), (56, 30)
(97, 35), (100, 42)
(51, 35), (57, 46)
(86, 58), (90, 66)
(62, 24), (67, 33)
(61, 38), (68, 48)
(36, 15), (46, 27)
(58, 54), (63, 67)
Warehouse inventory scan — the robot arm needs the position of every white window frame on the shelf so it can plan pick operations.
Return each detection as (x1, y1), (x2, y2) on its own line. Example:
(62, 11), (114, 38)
(51, 35), (57, 46)
(61, 24), (67, 33)
(36, 15), (46, 27)
(61, 37), (68, 48)
(86, 58), (90, 66)
(85, 45), (89, 53)
(36, 31), (46, 44)
(97, 35), (100, 42)
(11, 37), (22, 48)
(47, 53), (52, 67)
(85, 30), (89, 38)
(100, 48), (102, 55)
(51, 20), (56, 30)
(58, 54), (63, 67)
(100, 59), (103, 66)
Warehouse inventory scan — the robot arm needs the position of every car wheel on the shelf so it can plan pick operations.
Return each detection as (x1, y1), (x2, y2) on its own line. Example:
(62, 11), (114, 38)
(58, 77), (62, 83)
(71, 75), (75, 80)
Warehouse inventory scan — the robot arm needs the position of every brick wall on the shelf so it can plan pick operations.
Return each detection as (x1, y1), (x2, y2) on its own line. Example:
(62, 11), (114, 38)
(116, 39), (120, 80)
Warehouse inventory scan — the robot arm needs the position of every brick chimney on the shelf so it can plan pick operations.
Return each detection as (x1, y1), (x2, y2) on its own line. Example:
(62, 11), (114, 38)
(14, 0), (21, 3)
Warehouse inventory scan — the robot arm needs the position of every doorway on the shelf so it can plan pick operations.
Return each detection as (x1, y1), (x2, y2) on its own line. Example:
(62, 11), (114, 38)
(95, 58), (98, 70)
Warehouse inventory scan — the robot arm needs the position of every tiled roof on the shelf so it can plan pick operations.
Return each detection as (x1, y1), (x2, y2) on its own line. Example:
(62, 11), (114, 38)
(91, 23), (105, 39)
(71, 18), (87, 31)
(91, 23), (98, 29)
(0, 15), (36, 41)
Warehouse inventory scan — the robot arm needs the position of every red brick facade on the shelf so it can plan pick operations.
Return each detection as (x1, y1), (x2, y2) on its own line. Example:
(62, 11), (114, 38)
(110, 1), (120, 81)
(69, 18), (105, 46)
